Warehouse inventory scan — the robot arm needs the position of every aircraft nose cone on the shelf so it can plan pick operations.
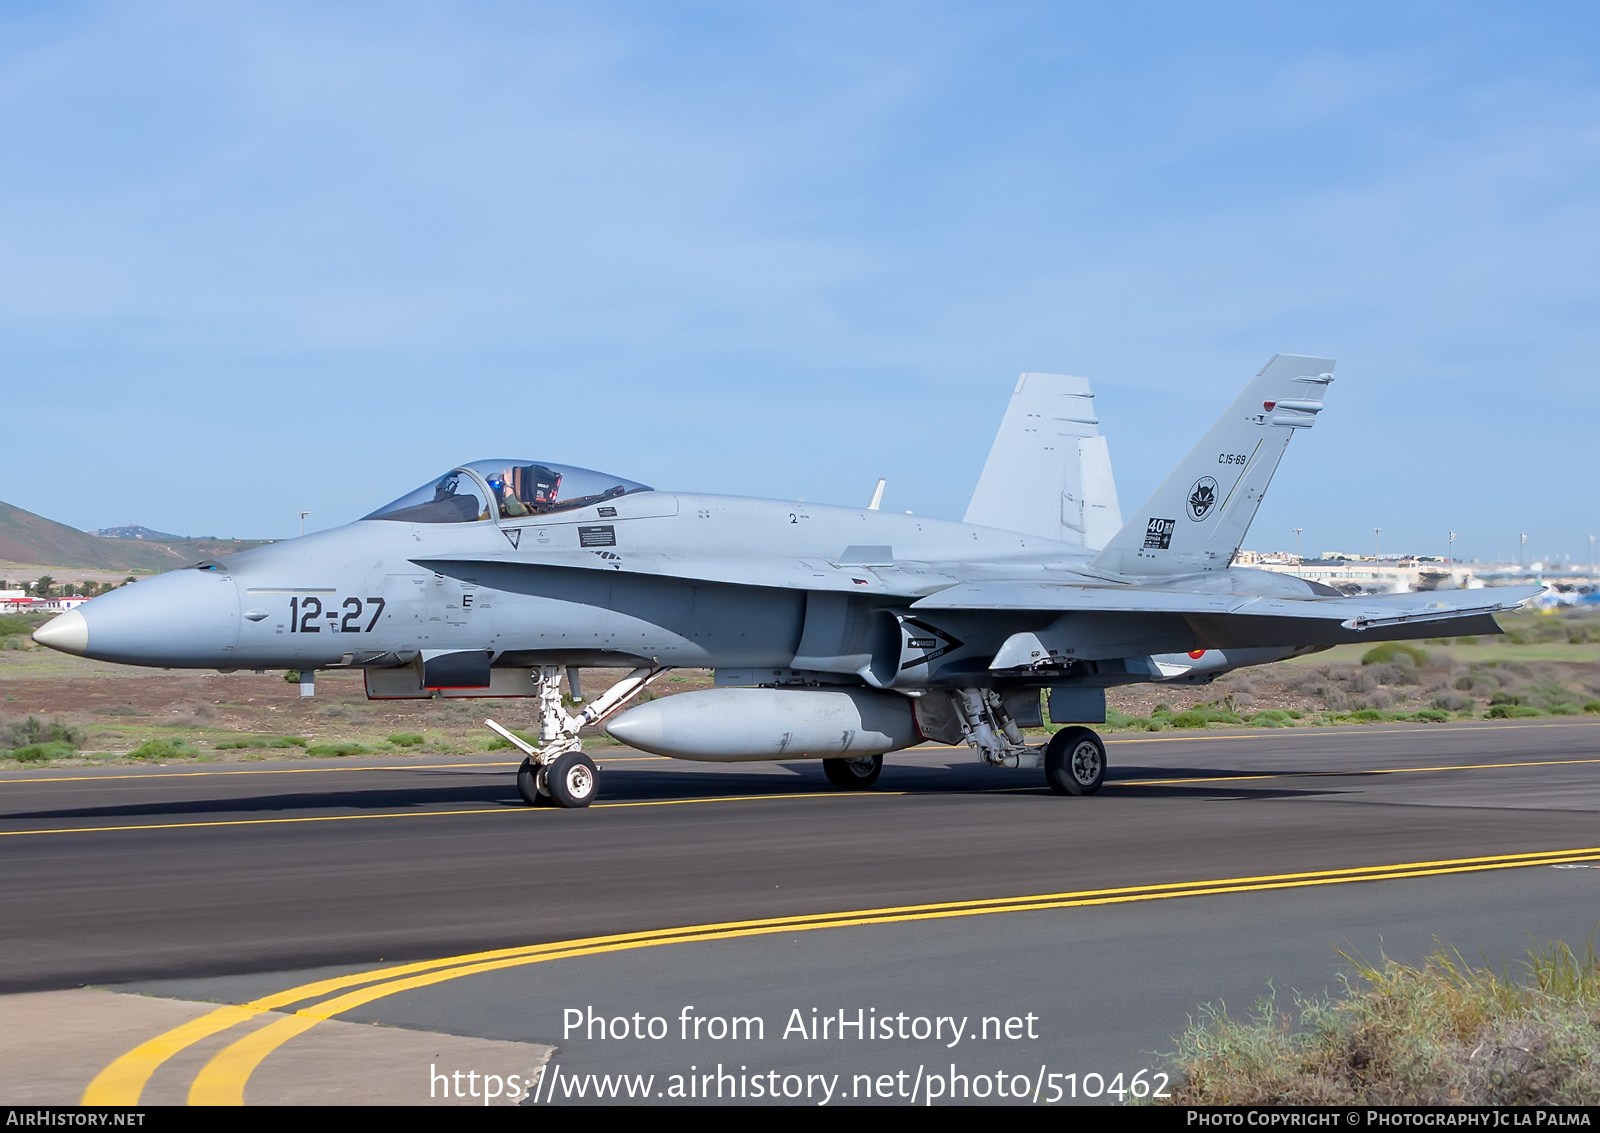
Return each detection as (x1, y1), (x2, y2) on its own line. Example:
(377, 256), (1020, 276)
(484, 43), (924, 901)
(32, 610), (89, 656)
(604, 702), (666, 752)
(54, 569), (241, 666)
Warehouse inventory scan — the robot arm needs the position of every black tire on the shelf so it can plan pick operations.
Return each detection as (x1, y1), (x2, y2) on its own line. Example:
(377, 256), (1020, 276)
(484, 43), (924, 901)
(545, 751), (599, 808)
(822, 753), (883, 790)
(516, 757), (553, 806)
(1044, 727), (1106, 796)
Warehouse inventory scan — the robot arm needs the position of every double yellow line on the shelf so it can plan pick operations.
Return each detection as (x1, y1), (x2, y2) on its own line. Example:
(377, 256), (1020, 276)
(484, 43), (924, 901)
(83, 843), (1600, 1106)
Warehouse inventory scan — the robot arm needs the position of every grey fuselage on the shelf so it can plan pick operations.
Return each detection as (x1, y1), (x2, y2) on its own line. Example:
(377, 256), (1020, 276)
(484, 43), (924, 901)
(56, 487), (1345, 692)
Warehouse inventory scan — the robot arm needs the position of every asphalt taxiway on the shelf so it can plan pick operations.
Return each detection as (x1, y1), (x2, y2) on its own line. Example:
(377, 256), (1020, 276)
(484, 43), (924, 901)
(2, 718), (1598, 1104)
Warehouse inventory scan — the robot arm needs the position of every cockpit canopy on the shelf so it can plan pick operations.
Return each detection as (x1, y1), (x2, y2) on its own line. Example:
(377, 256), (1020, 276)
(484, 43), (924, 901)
(364, 460), (652, 524)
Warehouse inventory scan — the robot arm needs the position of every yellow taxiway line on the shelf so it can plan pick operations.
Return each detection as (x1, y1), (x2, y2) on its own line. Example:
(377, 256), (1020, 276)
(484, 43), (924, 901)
(1118, 755), (1600, 787)
(0, 755), (668, 785)
(5, 718), (1592, 786)
(81, 842), (1600, 1106)
(0, 789), (896, 839)
(4, 751), (1598, 840)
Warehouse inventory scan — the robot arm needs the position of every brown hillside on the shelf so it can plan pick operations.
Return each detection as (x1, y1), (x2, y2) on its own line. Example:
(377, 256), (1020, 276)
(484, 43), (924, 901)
(0, 500), (270, 572)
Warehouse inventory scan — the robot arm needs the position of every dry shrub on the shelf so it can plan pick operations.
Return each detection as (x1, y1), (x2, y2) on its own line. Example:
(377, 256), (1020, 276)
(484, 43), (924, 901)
(1159, 941), (1600, 1106)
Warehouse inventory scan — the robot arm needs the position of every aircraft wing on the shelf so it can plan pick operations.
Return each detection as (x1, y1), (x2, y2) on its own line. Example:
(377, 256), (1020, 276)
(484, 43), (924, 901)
(412, 552), (956, 597)
(911, 581), (1543, 629)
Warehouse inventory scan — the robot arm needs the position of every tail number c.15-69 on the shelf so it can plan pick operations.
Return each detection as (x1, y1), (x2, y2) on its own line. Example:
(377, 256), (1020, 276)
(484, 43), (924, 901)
(288, 596), (386, 633)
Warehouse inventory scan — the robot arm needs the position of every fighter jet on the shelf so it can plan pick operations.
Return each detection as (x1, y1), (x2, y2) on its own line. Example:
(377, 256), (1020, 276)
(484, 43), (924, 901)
(33, 355), (1537, 807)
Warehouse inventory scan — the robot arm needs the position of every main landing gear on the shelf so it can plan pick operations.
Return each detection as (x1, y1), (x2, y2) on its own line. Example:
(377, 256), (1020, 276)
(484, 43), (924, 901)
(949, 688), (1106, 796)
(490, 665), (668, 808)
(1042, 726), (1106, 796)
(822, 753), (883, 790)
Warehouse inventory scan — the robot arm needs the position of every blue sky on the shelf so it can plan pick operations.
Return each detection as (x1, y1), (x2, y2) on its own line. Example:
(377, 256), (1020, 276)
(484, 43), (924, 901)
(2, 2), (1596, 564)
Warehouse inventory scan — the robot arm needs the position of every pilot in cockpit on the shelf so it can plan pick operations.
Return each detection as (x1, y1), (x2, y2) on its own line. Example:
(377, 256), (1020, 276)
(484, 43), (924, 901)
(488, 471), (529, 519)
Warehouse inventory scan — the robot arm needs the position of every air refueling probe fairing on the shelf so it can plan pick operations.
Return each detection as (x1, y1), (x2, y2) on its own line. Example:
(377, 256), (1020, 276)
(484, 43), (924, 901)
(34, 356), (1537, 807)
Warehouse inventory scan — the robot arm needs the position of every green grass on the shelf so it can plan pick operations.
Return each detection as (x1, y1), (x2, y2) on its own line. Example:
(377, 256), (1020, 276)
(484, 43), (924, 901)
(214, 736), (309, 749)
(387, 732), (425, 747)
(1157, 940), (1600, 1105)
(486, 729), (537, 750)
(1170, 708), (1244, 728)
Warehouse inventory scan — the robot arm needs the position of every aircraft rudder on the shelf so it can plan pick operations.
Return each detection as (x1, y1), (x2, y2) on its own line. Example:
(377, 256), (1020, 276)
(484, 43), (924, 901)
(1091, 354), (1335, 576)
(965, 372), (1119, 546)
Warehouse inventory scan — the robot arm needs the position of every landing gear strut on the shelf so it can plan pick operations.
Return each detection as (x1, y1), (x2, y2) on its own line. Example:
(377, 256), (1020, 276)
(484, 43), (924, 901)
(491, 665), (668, 808)
(948, 688), (1106, 796)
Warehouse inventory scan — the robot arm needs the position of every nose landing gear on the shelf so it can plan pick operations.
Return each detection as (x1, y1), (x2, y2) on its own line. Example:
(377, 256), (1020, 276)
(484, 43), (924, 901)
(492, 665), (668, 808)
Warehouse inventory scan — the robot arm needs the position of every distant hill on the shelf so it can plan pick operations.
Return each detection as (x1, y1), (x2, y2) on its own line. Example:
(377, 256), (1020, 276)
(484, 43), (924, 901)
(0, 500), (273, 572)
(92, 525), (183, 541)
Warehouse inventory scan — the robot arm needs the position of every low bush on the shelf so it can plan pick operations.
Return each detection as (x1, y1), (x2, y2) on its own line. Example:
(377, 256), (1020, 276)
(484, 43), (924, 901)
(1105, 707), (1142, 729)
(128, 739), (199, 760)
(1586, 701), (1600, 715)
(306, 742), (370, 757)
(1487, 704), (1542, 719)
(1169, 709), (1243, 728)
(215, 735), (306, 749)
(1247, 710), (1296, 728)
(10, 740), (75, 763)
(387, 733), (425, 747)
(1361, 642), (1428, 668)
(3, 717), (84, 749)
(1157, 940), (1600, 1105)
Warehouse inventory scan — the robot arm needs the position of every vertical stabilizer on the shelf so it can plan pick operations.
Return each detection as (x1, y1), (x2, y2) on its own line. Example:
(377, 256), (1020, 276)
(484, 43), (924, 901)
(1091, 354), (1335, 577)
(964, 373), (1123, 549)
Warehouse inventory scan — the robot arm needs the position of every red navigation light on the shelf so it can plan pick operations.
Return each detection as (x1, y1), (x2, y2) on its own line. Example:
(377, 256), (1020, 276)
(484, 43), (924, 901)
(1263, 400), (1276, 411)
(1187, 649), (1206, 660)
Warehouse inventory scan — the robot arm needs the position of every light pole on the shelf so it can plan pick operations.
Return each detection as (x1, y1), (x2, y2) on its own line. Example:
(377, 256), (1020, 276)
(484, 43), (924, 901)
(1589, 535), (1596, 575)
(1293, 528), (1303, 560)
(298, 511), (310, 537)
(1374, 528), (1381, 559)
(1519, 532), (1528, 568)
(1447, 531), (1457, 567)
